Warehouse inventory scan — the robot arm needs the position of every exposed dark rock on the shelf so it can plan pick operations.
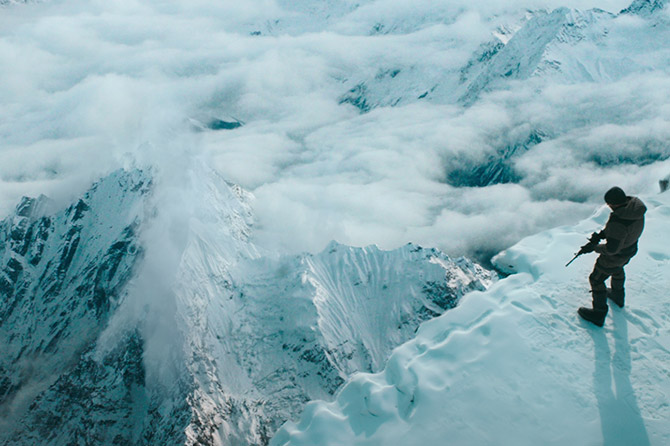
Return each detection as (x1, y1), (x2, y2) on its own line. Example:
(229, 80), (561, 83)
(207, 119), (243, 130)
(446, 130), (546, 188)
(339, 83), (371, 113)
(0, 169), (149, 444)
(620, 0), (667, 16)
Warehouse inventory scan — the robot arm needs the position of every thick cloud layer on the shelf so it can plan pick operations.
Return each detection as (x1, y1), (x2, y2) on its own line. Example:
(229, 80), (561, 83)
(1, 0), (667, 263)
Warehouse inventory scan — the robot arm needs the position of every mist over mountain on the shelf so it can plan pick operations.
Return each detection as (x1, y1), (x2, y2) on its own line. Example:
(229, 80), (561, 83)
(0, 167), (494, 445)
(1, 0), (670, 444)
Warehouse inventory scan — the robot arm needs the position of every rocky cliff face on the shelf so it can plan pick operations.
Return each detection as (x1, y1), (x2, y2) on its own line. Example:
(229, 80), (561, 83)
(0, 167), (494, 445)
(0, 169), (150, 444)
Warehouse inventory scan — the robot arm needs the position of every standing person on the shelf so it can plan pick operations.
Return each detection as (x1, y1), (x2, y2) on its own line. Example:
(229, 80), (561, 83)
(578, 187), (647, 327)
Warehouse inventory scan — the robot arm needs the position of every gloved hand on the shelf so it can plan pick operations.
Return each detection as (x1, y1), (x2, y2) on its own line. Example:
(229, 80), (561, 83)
(579, 242), (597, 254)
(588, 231), (603, 244)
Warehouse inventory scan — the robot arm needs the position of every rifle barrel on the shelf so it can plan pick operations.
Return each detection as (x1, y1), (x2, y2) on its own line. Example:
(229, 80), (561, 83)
(565, 253), (580, 267)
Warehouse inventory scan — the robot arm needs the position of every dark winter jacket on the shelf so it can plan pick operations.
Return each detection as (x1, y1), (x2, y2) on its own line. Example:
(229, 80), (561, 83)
(595, 196), (646, 257)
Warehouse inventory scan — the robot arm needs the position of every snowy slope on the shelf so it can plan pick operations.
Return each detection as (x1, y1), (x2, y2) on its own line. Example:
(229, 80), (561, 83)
(460, 2), (670, 104)
(458, 7), (617, 104)
(2, 0), (669, 444)
(272, 190), (670, 446)
(161, 166), (496, 444)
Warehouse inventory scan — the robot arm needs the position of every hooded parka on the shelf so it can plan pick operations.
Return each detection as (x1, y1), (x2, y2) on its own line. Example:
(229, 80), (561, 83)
(593, 196), (646, 271)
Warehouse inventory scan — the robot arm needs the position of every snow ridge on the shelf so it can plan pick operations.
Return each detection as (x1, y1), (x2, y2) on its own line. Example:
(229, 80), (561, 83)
(621, 0), (668, 16)
(272, 192), (670, 446)
(169, 199), (495, 444)
(459, 7), (615, 104)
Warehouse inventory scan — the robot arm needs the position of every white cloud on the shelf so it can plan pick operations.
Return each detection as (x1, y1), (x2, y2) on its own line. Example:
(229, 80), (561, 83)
(1, 0), (668, 266)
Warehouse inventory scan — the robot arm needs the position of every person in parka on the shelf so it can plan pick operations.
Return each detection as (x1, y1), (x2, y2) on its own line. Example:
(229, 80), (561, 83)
(578, 186), (647, 327)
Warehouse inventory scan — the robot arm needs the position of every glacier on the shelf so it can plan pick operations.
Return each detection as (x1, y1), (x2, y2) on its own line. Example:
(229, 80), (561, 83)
(273, 190), (670, 446)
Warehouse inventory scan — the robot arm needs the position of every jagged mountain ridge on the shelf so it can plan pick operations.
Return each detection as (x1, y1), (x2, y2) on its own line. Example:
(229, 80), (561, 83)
(0, 168), (495, 445)
(0, 169), (150, 443)
(621, 0), (668, 16)
(458, 7), (617, 105)
(459, 0), (670, 104)
(145, 165), (495, 444)
(332, 0), (670, 198)
(339, 0), (670, 111)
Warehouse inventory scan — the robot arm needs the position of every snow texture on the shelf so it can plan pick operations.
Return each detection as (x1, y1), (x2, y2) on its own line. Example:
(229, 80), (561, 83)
(140, 164), (495, 444)
(2, 0), (670, 444)
(272, 191), (670, 446)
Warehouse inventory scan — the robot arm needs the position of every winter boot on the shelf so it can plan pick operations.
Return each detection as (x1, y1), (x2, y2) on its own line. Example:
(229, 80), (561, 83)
(578, 307), (608, 327)
(610, 274), (625, 308)
(578, 291), (608, 327)
(607, 288), (625, 308)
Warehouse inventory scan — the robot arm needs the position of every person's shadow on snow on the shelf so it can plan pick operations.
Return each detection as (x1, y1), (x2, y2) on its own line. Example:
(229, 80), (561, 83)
(588, 310), (650, 446)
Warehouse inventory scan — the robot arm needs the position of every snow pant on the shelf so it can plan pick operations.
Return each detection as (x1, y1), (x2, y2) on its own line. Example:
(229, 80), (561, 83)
(589, 243), (638, 308)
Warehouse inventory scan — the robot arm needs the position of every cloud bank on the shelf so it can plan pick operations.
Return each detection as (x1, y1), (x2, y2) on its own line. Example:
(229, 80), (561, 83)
(1, 0), (668, 265)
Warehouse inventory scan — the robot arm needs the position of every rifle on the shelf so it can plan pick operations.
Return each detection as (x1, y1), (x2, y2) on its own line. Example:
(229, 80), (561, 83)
(565, 247), (588, 267)
(565, 232), (603, 267)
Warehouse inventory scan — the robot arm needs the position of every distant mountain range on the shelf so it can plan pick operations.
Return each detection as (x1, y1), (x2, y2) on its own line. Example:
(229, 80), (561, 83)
(339, 0), (668, 110)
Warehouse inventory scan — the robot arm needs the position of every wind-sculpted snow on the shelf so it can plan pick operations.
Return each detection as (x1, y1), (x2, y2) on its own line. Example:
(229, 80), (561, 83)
(272, 191), (670, 446)
(304, 243), (493, 374)
(4, 0), (670, 443)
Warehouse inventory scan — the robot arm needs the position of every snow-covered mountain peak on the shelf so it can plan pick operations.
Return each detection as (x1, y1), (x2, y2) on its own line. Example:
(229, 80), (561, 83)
(301, 241), (495, 373)
(171, 231), (495, 443)
(621, 0), (668, 16)
(459, 6), (615, 104)
(339, 0), (669, 113)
